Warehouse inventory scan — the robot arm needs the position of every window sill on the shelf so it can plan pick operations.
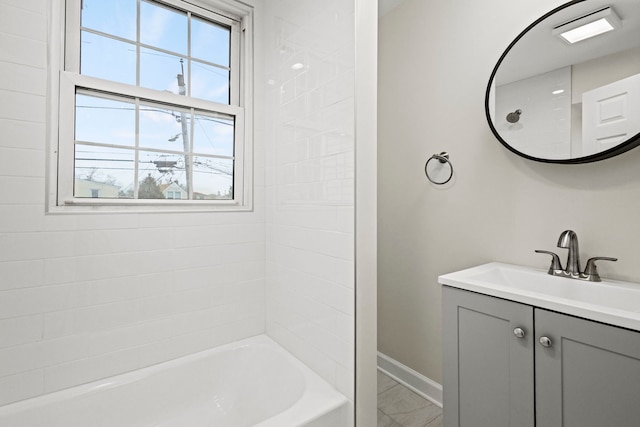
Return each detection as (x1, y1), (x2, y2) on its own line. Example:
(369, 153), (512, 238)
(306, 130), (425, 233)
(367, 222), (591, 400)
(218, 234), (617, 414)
(46, 199), (253, 214)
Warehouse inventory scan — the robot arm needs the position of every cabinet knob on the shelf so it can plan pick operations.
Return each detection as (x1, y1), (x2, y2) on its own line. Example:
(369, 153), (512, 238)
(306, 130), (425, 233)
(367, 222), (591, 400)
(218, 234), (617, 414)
(513, 327), (525, 338)
(539, 336), (552, 348)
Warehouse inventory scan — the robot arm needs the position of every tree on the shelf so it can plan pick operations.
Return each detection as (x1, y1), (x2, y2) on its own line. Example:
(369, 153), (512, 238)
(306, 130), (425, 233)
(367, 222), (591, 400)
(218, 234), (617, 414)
(83, 167), (98, 182)
(211, 185), (233, 200)
(81, 168), (119, 187)
(138, 174), (165, 199)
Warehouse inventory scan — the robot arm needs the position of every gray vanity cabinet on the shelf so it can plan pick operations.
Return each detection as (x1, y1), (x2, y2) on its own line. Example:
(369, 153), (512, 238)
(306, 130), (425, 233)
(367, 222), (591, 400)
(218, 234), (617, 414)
(443, 286), (640, 427)
(535, 309), (640, 427)
(442, 286), (535, 427)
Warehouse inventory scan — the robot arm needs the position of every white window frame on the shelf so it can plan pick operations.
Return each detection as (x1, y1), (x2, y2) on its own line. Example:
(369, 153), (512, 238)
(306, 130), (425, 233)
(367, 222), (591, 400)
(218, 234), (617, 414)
(47, 0), (254, 213)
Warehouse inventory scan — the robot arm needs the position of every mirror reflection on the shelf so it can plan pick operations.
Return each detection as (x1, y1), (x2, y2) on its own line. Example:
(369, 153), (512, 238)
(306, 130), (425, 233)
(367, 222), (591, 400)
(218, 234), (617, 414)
(487, 0), (640, 162)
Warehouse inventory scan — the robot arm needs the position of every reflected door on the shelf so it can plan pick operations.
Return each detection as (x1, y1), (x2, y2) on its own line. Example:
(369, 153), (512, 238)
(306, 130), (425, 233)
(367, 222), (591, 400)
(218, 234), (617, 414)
(582, 73), (640, 155)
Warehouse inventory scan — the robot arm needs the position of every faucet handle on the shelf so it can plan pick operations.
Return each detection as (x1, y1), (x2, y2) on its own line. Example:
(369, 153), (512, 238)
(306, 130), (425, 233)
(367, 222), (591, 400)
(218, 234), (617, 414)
(583, 257), (618, 282)
(535, 250), (563, 274)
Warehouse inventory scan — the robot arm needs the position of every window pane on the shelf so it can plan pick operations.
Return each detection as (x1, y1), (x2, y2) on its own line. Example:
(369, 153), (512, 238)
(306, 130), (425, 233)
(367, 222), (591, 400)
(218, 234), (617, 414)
(81, 0), (136, 41)
(191, 61), (230, 103)
(81, 31), (136, 85)
(139, 103), (190, 152)
(74, 145), (134, 198)
(140, 0), (187, 55)
(193, 157), (233, 199)
(192, 112), (234, 156)
(138, 151), (187, 199)
(191, 17), (230, 67)
(75, 93), (135, 146)
(68, 0), (243, 205)
(140, 47), (187, 94)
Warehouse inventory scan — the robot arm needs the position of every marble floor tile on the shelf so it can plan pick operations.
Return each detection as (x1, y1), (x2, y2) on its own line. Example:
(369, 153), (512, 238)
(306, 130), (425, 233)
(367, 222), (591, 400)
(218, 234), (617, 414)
(377, 371), (442, 427)
(377, 370), (399, 394)
(425, 414), (442, 427)
(378, 409), (403, 427)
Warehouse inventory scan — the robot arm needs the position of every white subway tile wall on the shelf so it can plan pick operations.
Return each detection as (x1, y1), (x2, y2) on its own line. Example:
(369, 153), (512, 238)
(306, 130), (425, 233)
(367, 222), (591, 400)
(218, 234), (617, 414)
(495, 66), (572, 159)
(264, 0), (356, 407)
(0, 0), (266, 405)
(0, 0), (356, 412)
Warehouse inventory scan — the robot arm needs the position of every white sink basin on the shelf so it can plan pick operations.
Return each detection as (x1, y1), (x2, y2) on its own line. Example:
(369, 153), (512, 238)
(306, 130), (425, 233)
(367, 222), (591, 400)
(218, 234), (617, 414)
(439, 262), (640, 331)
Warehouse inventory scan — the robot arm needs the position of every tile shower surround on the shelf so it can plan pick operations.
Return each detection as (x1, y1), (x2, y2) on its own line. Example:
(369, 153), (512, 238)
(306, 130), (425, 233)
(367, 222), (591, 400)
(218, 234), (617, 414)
(264, 0), (356, 404)
(0, 0), (355, 408)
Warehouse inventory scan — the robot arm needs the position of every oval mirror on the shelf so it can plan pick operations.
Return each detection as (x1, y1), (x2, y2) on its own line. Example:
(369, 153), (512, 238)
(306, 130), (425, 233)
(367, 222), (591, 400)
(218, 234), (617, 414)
(486, 0), (640, 163)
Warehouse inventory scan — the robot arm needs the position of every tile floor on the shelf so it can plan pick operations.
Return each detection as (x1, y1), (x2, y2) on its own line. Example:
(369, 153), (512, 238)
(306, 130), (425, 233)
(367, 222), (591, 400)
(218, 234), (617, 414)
(377, 370), (443, 427)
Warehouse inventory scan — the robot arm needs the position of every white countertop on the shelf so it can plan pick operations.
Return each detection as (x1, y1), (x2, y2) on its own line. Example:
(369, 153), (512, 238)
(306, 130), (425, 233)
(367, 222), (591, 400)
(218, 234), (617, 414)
(439, 262), (640, 331)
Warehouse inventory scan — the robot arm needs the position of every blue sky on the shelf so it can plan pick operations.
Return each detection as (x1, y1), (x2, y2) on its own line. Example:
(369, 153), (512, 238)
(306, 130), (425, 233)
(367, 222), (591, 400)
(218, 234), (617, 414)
(75, 0), (234, 198)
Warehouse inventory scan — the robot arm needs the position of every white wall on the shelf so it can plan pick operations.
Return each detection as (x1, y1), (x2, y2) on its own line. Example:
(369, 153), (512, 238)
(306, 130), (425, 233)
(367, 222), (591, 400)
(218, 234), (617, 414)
(378, 0), (640, 385)
(0, 0), (265, 405)
(355, 0), (379, 424)
(263, 0), (356, 410)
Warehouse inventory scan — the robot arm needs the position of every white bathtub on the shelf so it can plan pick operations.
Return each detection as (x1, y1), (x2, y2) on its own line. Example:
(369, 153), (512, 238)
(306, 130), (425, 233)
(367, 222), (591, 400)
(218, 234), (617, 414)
(0, 335), (349, 427)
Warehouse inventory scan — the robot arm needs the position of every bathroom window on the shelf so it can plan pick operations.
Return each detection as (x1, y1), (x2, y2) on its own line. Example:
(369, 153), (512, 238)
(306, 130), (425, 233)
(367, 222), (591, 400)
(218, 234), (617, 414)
(51, 0), (253, 211)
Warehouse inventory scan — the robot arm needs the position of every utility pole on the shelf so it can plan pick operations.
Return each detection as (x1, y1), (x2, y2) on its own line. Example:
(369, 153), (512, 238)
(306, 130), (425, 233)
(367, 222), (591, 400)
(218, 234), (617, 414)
(177, 59), (193, 199)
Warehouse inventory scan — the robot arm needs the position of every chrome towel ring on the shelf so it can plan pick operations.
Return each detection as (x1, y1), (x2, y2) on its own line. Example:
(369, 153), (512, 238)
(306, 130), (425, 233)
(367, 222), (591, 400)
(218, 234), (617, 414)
(425, 152), (453, 185)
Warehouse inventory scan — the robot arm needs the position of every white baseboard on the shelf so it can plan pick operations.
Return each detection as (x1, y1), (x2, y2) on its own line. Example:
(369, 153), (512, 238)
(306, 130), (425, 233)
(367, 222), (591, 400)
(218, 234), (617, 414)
(377, 352), (443, 408)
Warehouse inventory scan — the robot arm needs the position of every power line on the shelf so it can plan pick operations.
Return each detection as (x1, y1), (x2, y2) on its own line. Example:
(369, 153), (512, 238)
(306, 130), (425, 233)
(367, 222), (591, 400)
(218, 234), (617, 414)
(76, 104), (234, 126)
(76, 157), (232, 174)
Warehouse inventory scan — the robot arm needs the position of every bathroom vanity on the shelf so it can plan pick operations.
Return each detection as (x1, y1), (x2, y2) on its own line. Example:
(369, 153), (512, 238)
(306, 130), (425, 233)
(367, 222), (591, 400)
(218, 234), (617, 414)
(440, 263), (640, 427)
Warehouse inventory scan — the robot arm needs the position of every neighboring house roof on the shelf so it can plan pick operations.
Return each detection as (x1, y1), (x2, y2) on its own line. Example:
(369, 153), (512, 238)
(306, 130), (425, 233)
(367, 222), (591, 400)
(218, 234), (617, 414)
(74, 179), (121, 198)
(159, 182), (186, 192)
(159, 182), (187, 199)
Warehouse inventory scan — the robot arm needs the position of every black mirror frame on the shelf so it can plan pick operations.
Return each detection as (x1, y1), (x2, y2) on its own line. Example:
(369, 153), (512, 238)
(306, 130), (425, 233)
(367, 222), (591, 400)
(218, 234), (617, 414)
(485, 0), (640, 164)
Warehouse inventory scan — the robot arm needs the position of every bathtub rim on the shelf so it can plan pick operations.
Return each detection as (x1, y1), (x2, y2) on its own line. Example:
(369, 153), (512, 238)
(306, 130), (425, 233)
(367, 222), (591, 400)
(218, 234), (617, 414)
(0, 334), (349, 426)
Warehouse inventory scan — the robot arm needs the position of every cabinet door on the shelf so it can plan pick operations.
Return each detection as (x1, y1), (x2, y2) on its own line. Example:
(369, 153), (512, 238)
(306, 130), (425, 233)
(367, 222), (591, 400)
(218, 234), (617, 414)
(443, 287), (534, 427)
(535, 309), (640, 427)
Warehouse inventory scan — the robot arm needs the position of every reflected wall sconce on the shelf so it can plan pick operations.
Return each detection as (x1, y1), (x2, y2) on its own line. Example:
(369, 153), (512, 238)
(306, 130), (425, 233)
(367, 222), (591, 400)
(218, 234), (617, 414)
(552, 6), (622, 44)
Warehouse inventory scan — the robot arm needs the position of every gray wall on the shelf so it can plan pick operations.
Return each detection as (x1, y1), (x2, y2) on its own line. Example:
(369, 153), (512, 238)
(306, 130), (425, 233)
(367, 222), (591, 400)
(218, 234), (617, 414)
(378, 0), (640, 384)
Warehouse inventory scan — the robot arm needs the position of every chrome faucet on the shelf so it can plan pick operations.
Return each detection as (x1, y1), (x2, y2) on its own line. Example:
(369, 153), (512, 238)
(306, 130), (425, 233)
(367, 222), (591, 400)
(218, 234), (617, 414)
(557, 230), (580, 277)
(535, 230), (617, 282)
